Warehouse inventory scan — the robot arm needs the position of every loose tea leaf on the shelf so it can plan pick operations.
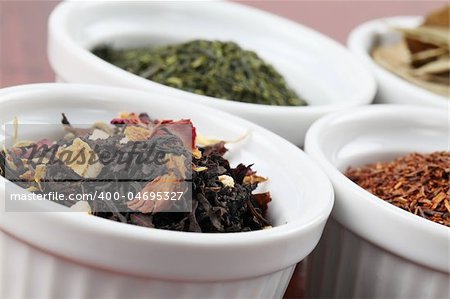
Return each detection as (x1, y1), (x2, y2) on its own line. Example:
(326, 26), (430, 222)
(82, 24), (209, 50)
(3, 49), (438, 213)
(345, 152), (450, 227)
(92, 40), (307, 106)
(0, 112), (273, 233)
(131, 144), (272, 232)
(372, 5), (450, 98)
(373, 42), (449, 95)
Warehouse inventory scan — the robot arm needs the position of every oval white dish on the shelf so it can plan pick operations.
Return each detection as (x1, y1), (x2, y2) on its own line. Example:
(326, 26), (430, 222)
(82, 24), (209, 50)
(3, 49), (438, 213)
(0, 83), (334, 299)
(48, 1), (376, 146)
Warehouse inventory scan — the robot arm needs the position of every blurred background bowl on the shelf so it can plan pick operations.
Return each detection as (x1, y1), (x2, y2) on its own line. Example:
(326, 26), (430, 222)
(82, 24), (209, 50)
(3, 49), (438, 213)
(48, 1), (376, 146)
(348, 16), (449, 109)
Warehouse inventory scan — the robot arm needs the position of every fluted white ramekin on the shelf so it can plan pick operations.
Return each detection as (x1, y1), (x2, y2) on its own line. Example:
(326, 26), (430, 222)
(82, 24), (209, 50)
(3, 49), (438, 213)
(304, 105), (449, 298)
(47, 0), (376, 146)
(0, 83), (334, 299)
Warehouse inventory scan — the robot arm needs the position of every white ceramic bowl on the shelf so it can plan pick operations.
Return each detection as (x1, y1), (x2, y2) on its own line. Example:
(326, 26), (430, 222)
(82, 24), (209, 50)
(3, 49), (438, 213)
(0, 83), (333, 299)
(47, 1), (376, 146)
(348, 16), (449, 108)
(303, 105), (449, 298)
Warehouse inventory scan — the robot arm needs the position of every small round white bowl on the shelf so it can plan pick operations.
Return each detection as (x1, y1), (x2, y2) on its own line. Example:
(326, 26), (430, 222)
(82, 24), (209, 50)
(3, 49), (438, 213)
(303, 105), (449, 298)
(47, 1), (376, 146)
(0, 83), (333, 299)
(348, 16), (449, 109)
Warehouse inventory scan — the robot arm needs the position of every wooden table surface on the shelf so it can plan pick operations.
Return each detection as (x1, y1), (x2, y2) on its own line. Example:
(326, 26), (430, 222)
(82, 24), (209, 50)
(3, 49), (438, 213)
(0, 1), (445, 298)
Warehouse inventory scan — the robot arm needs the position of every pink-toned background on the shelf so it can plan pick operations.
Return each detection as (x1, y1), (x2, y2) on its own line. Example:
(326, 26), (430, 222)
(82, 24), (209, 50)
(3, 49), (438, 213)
(0, 1), (446, 88)
(0, 1), (447, 298)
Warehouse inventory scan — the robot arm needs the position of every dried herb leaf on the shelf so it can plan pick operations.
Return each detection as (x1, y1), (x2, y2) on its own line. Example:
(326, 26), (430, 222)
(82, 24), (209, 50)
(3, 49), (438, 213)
(372, 41), (449, 96)
(412, 58), (450, 75)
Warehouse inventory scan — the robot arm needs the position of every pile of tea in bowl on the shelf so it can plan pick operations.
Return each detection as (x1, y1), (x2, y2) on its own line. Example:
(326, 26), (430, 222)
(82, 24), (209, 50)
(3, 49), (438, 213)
(0, 112), (272, 233)
(346, 151), (450, 227)
(372, 5), (449, 98)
